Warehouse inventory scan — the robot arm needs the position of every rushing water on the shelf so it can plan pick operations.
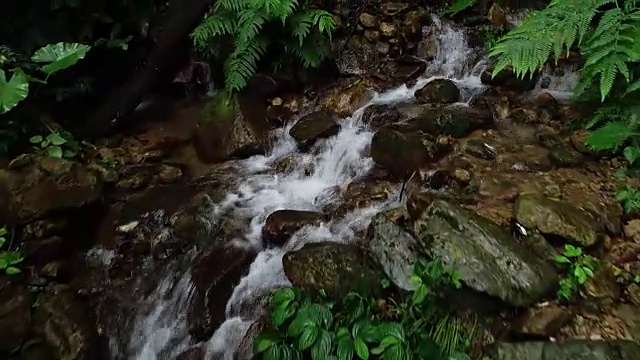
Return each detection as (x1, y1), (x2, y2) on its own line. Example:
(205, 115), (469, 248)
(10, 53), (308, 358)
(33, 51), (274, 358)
(101, 16), (563, 360)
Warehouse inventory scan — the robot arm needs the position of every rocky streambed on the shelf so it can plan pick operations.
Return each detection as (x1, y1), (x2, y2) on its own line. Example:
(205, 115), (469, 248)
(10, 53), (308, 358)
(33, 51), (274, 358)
(2, 3), (640, 360)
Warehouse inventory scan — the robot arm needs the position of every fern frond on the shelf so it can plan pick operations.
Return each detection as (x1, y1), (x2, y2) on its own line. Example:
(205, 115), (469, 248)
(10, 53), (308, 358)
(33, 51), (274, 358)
(190, 13), (235, 48)
(490, 0), (616, 79)
(586, 119), (640, 151)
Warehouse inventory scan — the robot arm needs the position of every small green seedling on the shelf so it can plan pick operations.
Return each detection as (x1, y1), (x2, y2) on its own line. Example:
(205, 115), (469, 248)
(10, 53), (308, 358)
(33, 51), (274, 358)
(0, 226), (23, 275)
(555, 244), (597, 300)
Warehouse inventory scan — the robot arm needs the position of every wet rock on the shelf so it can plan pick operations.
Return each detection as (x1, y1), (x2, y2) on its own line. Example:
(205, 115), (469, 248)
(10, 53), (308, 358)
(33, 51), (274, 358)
(262, 210), (328, 247)
(361, 104), (402, 130)
(171, 192), (218, 247)
(364, 29), (380, 42)
(487, 2), (508, 27)
(358, 13), (378, 28)
(188, 244), (257, 341)
(412, 200), (558, 307)
(283, 242), (385, 299)
(514, 305), (574, 337)
(402, 9), (429, 41)
(289, 110), (341, 151)
(414, 79), (460, 104)
(0, 155), (102, 224)
(157, 164), (183, 183)
(482, 340), (640, 360)
(340, 179), (394, 212)
(0, 279), (32, 354)
(235, 317), (267, 360)
(23, 236), (64, 266)
(514, 193), (601, 247)
(364, 208), (419, 290)
(536, 92), (560, 113)
(318, 79), (374, 117)
(381, 2), (408, 16)
(403, 105), (493, 138)
(549, 144), (585, 167)
(624, 220), (640, 243)
(33, 290), (99, 360)
(370, 127), (452, 178)
(481, 66), (538, 92)
(379, 22), (397, 38)
(193, 93), (270, 163)
(462, 139), (497, 160)
(406, 169), (477, 218)
(510, 106), (553, 125)
(380, 59), (426, 83)
(176, 344), (205, 360)
(417, 26), (439, 60)
(334, 36), (377, 76)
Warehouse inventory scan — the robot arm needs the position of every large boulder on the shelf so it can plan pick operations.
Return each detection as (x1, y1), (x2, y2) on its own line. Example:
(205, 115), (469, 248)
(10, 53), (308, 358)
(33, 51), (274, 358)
(193, 92), (271, 163)
(361, 104), (403, 130)
(334, 35), (377, 76)
(514, 193), (602, 247)
(187, 244), (257, 341)
(289, 111), (341, 151)
(483, 340), (640, 360)
(262, 210), (328, 247)
(414, 79), (460, 104)
(370, 126), (453, 178)
(364, 208), (419, 290)
(0, 155), (102, 224)
(283, 242), (386, 299)
(32, 290), (100, 360)
(0, 278), (32, 354)
(400, 105), (494, 138)
(412, 200), (558, 307)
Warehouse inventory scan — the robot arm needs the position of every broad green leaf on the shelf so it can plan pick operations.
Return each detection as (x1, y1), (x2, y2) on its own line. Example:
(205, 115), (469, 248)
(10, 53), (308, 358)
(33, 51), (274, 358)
(297, 326), (319, 351)
(0, 258), (7, 269)
(47, 145), (63, 159)
(354, 337), (369, 360)
(0, 227), (7, 236)
(337, 337), (354, 360)
(574, 267), (588, 284)
(273, 287), (296, 304)
(264, 343), (282, 360)
(6, 266), (21, 275)
(377, 322), (405, 341)
(287, 313), (311, 338)
(555, 256), (571, 264)
(31, 42), (92, 75)
(310, 330), (332, 360)
(0, 238), (5, 248)
(253, 333), (278, 353)
(449, 351), (473, 360)
(29, 135), (43, 144)
(0, 69), (29, 114)
(624, 146), (640, 165)
(412, 284), (428, 304)
(46, 132), (67, 146)
(383, 344), (407, 360)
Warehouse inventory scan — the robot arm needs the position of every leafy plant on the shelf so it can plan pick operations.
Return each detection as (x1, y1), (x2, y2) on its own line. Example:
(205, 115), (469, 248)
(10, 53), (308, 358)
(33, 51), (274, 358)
(254, 258), (474, 360)
(614, 185), (640, 214)
(29, 130), (82, 159)
(444, 0), (479, 16)
(0, 42), (92, 114)
(0, 226), (23, 275)
(191, 0), (336, 94)
(555, 244), (598, 300)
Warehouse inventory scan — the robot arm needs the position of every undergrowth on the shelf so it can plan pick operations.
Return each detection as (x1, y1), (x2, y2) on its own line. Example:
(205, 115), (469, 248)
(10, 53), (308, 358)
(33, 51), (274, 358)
(254, 258), (475, 360)
(191, 0), (335, 95)
(456, 0), (640, 213)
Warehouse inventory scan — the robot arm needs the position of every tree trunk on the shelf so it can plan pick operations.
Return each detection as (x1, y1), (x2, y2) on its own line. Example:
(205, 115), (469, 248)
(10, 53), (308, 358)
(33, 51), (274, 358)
(77, 0), (215, 140)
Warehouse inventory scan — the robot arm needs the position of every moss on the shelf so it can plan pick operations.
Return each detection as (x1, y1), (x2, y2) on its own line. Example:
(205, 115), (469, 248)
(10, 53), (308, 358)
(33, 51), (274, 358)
(200, 90), (236, 124)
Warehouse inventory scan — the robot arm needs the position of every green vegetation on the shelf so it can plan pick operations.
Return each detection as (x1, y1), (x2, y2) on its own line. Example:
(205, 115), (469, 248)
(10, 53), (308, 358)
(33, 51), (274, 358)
(0, 226), (23, 275)
(447, 0), (640, 212)
(554, 244), (598, 300)
(254, 259), (475, 360)
(191, 0), (336, 95)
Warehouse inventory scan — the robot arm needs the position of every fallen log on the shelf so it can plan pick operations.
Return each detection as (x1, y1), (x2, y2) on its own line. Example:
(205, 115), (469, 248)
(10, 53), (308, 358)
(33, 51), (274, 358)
(77, 0), (215, 140)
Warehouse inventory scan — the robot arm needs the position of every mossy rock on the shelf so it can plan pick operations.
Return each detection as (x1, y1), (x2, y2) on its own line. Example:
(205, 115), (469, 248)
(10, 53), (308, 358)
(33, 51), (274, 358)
(282, 242), (386, 299)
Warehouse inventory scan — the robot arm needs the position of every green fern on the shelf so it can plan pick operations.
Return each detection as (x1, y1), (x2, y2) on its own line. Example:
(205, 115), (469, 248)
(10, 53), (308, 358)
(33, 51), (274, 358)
(489, 0), (640, 101)
(444, 0), (479, 16)
(190, 0), (335, 95)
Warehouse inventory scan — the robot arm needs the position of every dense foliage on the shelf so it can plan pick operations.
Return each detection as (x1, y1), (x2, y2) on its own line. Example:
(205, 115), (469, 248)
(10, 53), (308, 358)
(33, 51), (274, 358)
(254, 259), (476, 360)
(191, 0), (336, 94)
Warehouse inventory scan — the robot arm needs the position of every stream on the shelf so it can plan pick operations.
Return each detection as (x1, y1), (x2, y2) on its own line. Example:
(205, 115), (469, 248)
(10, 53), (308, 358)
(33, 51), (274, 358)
(96, 16), (576, 360)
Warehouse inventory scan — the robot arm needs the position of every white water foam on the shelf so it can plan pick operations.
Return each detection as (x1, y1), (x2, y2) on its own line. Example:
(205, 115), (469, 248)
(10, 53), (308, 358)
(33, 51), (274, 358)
(111, 17), (488, 360)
